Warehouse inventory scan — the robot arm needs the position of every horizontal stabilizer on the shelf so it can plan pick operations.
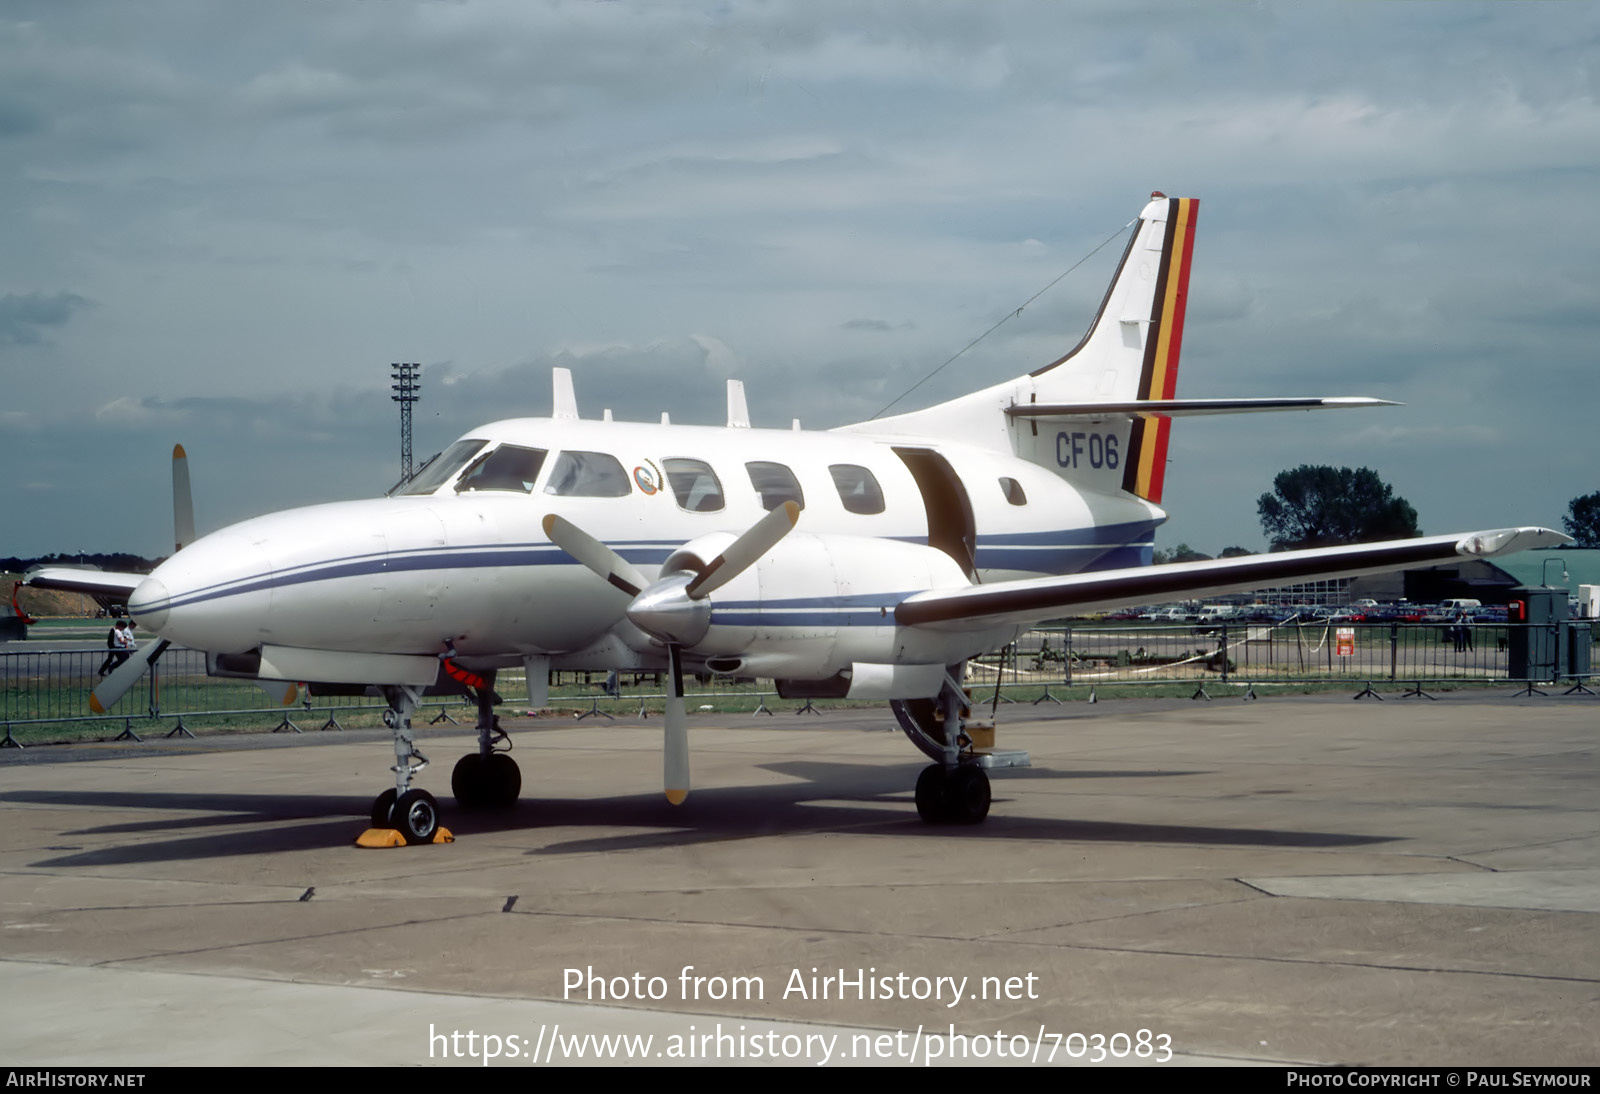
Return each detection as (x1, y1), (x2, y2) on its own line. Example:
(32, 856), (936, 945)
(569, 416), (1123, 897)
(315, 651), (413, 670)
(24, 567), (147, 601)
(896, 527), (1571, 631)
(1006, 397), (1398, 421)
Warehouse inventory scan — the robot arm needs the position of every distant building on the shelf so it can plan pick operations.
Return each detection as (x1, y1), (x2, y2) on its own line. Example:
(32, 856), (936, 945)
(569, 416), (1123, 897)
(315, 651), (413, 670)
(1251, 577), (1352, 607)
(1386, 549), (1600, 606)
(1250, 549), (1600, 607)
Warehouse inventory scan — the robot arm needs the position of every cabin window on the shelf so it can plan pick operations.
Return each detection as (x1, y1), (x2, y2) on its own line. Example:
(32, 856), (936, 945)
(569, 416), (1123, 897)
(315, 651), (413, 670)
(829, 464), (885, 515)
(746, 461), (805, 512)
(999, 477), (1027, 506)
(664, 458), (725, 512)
(454, 444), (549, 494)
(396, 439), (487, 495)
(544, 451), (631, 498)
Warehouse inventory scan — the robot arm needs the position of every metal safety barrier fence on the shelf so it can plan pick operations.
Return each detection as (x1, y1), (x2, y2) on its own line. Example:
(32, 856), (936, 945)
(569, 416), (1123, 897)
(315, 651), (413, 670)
(969, 619), (1598, 702)
(0, 644), (470, 744)
(0, 645), (791, 746)
(2, 618), (1594, 746)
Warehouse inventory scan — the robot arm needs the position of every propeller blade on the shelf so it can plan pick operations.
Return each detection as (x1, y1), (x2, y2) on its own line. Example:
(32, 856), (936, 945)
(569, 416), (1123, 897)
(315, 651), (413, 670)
(664, 643), (689, 805)
(172, 444), (195, 553)
(90, 639), (170, 715)
(684, 500), (799, 600)
(541, 513), (648, 597)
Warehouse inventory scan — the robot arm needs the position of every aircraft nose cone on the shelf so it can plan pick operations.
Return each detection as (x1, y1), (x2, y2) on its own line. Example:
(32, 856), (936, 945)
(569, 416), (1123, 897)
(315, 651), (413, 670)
(128, 576), (170, 632)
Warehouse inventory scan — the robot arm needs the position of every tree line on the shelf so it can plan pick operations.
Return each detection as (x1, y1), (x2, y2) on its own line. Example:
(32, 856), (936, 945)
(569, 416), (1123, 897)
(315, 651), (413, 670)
(1, 552), (163, 575)
(1160, 467), (1597, 559)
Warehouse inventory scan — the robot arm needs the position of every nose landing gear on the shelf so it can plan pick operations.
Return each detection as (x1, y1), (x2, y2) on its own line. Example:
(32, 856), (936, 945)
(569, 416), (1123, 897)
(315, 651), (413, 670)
(360, 684), (452, 847)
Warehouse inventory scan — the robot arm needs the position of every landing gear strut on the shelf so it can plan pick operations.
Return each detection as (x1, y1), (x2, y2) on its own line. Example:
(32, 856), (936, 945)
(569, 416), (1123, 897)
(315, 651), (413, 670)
(451, 670), (521, 810)
(372, 684), (439, 844)
(893, 664), (1021, 825)
(912, 670), (990, 824)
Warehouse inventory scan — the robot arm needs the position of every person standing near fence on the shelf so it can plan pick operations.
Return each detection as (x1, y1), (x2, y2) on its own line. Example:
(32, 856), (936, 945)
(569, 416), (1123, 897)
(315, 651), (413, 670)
(98, 619), (130, 676)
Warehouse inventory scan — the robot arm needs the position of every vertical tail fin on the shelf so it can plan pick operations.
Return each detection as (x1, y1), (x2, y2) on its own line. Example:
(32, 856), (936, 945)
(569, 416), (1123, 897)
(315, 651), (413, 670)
(1120, 196), (1198, 503)
(1022, 193), (1198, 504)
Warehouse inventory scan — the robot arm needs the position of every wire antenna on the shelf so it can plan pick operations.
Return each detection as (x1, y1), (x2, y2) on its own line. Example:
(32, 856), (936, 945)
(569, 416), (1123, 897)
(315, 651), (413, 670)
(870, 220), (1134, 420)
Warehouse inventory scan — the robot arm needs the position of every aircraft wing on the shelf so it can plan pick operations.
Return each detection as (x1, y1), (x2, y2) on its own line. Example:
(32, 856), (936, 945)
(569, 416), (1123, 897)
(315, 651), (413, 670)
(895, 527), (1569, 631)
(23, 567), (147, 601)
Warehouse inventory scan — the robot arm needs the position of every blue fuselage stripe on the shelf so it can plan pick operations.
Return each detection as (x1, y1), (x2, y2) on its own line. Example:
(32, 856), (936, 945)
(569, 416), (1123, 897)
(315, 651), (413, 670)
(142, 524), (1159, 616)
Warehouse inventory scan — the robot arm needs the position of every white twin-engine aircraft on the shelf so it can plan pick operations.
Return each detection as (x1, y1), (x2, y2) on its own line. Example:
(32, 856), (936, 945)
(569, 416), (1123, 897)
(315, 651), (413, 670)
(29, 193), (1566, 845)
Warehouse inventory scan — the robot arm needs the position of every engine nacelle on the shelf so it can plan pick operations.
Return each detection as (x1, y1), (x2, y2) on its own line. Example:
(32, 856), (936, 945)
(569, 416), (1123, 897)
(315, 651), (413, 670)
(676, 531), (1012, 686)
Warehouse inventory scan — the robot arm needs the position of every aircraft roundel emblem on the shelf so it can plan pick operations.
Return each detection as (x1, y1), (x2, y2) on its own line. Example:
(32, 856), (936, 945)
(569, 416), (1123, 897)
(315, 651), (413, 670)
(633, 463), (660, 495)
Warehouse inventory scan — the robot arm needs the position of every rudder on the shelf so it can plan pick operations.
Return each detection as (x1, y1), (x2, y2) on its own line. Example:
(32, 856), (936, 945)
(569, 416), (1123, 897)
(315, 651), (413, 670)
(1121, 196), (1197, 503)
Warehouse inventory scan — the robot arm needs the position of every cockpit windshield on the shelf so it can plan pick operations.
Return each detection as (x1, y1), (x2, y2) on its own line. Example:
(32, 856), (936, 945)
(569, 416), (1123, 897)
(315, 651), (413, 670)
(394, 439), (487, 496)
(455, 444), (549, 494)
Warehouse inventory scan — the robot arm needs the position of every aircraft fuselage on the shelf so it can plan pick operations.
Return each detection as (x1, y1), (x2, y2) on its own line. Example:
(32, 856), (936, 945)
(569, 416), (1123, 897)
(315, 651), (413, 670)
(128, 415), (1162, 682)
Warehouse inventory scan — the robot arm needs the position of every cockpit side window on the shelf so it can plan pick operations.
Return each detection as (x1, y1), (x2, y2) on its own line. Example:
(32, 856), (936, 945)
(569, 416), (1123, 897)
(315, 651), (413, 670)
(829, 464), (885, 515)
(395, 439), (487, 495)
(746, 461), (805, 512)
(664, 459), (725, 512)
(544, 451), (632, 498)
(455, 444), (548, 494)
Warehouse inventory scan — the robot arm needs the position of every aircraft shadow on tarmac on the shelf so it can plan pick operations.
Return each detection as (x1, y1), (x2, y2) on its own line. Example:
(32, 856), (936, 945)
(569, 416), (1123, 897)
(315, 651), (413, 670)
(5, 757), (1394, 868)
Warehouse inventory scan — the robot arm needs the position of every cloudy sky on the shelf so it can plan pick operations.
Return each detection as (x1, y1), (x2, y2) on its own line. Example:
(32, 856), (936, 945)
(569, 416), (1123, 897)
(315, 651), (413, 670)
(4, 1), (1597, 560)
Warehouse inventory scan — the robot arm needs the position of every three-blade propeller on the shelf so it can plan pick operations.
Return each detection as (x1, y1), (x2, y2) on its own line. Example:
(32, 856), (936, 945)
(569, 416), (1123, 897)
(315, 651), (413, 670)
(542, 501), (800, 804)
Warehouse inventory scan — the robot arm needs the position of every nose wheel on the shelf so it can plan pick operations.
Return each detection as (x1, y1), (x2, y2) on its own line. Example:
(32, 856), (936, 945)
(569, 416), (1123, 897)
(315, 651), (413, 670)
(370, 787), (441, 844)
(371, 788), (397, 828)
(915, 763), (990, 825)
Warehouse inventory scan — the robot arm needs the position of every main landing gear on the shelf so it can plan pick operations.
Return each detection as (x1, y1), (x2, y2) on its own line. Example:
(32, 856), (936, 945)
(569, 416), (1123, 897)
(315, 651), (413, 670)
(914, 762), (991, 825)
(451, 670), (521, 810)
(892, 664), (1027, 825)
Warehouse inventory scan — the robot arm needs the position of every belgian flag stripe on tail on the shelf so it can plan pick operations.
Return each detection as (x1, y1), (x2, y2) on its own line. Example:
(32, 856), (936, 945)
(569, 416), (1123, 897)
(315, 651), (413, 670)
(1122, 197), (1198, 504)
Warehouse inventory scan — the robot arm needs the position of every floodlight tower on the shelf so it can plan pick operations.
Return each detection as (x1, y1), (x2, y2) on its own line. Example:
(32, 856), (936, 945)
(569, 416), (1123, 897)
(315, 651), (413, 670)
(391, 362), (421, 482)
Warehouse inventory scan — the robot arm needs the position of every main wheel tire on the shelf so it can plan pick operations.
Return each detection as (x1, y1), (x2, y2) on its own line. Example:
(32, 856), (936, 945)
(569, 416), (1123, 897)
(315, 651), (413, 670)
(371, 788), (397, 828)
(945, 764), (991, 825)
(487, 753), (521, 808)
(915, 763), (949, 824)
(452, 754), (489, 809)
(452, 753), (521, 809)
(394, 788), (440, 845)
